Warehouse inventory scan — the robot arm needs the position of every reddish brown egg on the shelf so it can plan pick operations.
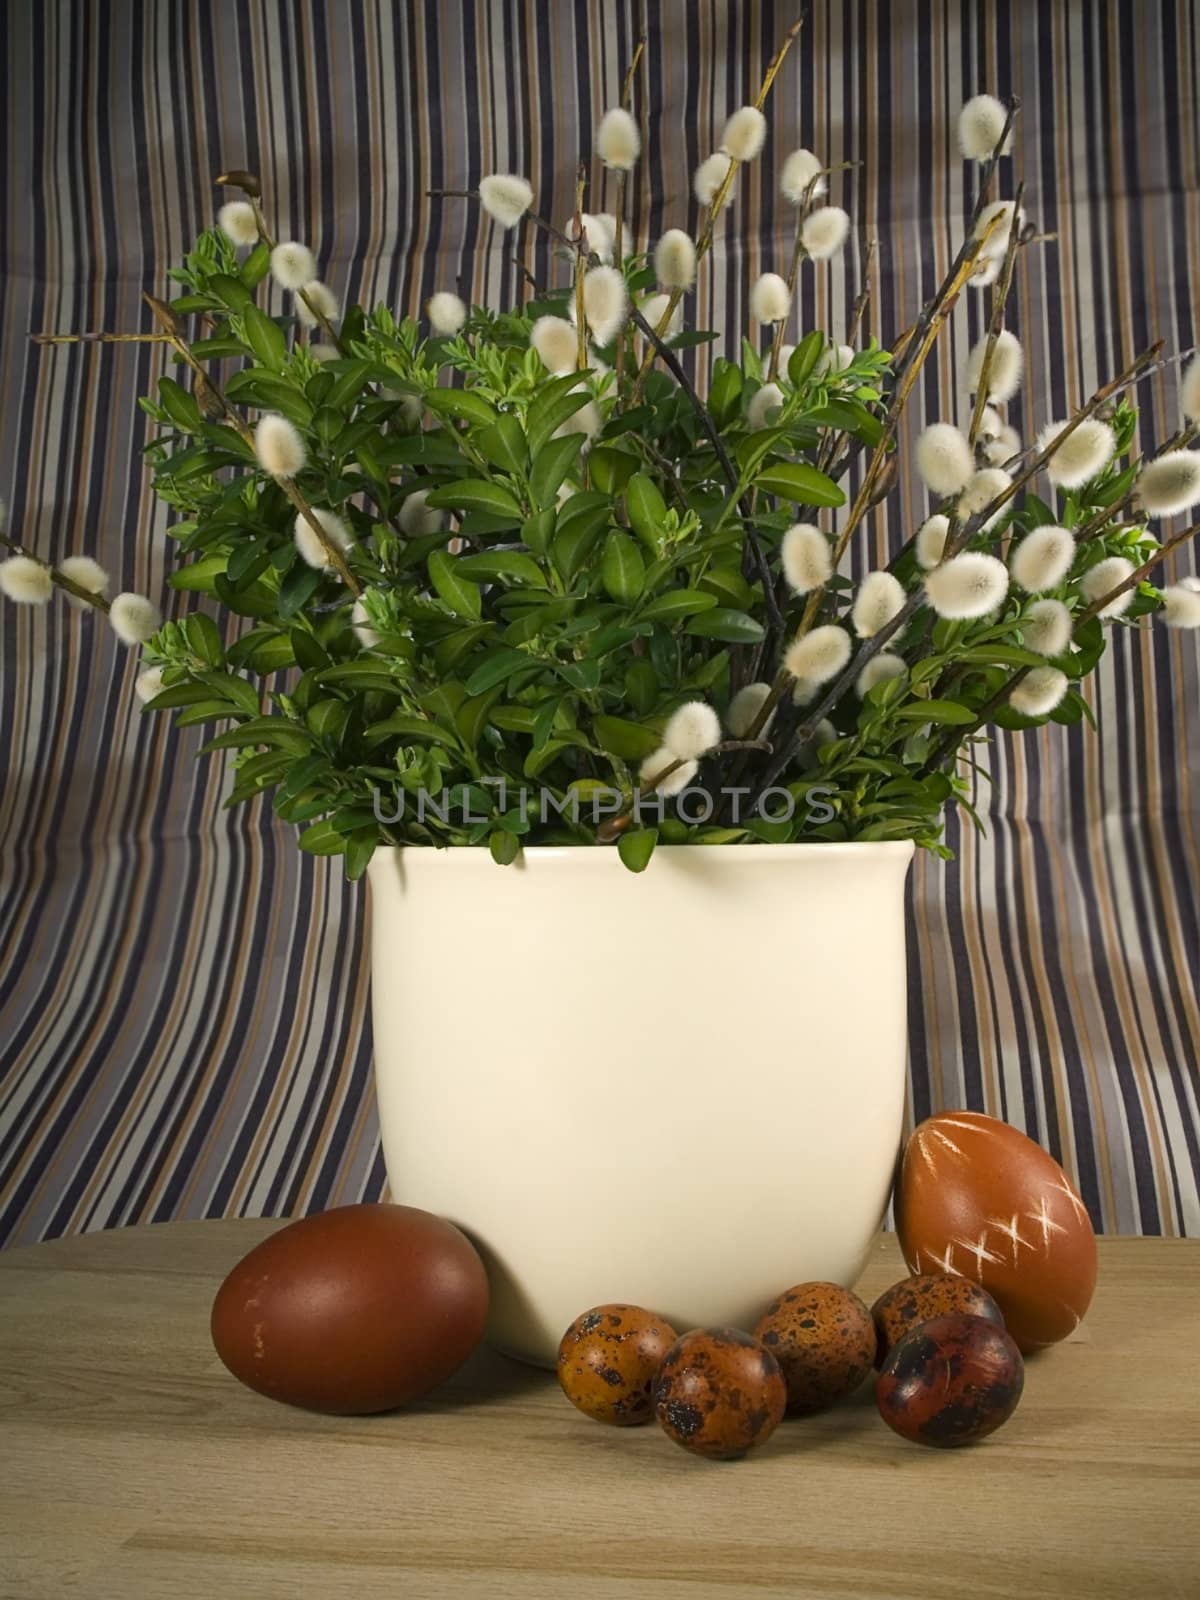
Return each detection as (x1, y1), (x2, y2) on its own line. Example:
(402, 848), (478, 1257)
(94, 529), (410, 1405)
(753, 1282), (875, 1413)
(211, 1203), (488, 1413)
(876, 1313), (1024, 1448)
(871, 1273), (1004, 1367)
(895, 1111), (1097, 1352)
(653, 1328), (787, 1460)
(557, 1304), (679, 1425)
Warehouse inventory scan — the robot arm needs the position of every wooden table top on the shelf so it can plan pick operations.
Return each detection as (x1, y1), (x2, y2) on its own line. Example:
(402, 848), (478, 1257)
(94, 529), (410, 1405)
(0, 1222), (1196, 1600)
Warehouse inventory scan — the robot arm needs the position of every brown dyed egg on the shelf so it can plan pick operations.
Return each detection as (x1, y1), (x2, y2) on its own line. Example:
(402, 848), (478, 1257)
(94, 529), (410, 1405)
(653, 1328), (787, 1460)
(753, 1282), (875, 1413)
(557, 1304), (679, 1425)
(895, 1111), (1097, 1352)
(871, 1273), (1005, 1367)
(876, 1313), (1024, 1448)
(211, 1203), (488, 1413)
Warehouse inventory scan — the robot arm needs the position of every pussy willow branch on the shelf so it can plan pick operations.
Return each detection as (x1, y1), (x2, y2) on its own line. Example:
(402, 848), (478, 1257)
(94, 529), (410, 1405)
(846, 236), (879, 346)
(31, 331), (174, 346)
(0, 529), (112, 611)
(967, 181), (1026, 450)
(611, 26), (647, 388)
(1075, 419), (1200, 542)
(626, 304), (784, 636)
(632, 8), (808, 388)
(921, 518), (1200, 774)
(572, 164), (589, 372)
(143, 294), (361, 596)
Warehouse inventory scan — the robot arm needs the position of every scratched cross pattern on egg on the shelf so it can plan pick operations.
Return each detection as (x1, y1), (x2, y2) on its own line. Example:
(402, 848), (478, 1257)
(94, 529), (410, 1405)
(895, 1110), (1097, 1353)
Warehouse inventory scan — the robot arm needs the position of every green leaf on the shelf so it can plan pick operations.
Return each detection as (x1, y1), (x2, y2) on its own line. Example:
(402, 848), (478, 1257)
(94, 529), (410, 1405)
(553, 499), (610, 583)
(424, 388), (499, 429)
(587, 445), (638, 496)
(529, 434), (585, 508)
(600, 530), (645, 603)
(624, 658), (658, 714)
(199, 716), (311, 755)
(281, 753), (332, 800)
(521, 507), (557, 556)
(168, 554), (227, 594)
(242, 241), (271, 288)
(157, 376), (203, 433)
(755, 462), (845, 507)
(427, 550), (482, 619)
(455, 551), (547, 587)
(184, 612), (225, 666)
(787, 331), (826, 387)
(685, 607), (765, 643)
(463, 648), (533, 696)
(708, 360), (744, 429)
(172, 701), (238, 728)
(618, 827), (658, 873)
(297, 819), (346, 856)
(277, 563), (323, 619)
(363, 713), (460, 749)
(525, 373), (594, 456)
(489, 829), (521, 865)
(593, 714), (660, 761)
(344, 829), (378, 881)
(425, 478), (523, 521)
(896, 699), (978, 724)
(144, 681), (221, 711)
(624, 472), (668, 554)
(242, 305), (289, 372)
(639, 588), (719, 623)
(477, 413), (528, 475)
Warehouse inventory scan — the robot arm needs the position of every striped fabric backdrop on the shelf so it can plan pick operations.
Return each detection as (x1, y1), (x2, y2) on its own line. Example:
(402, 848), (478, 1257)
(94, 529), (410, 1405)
(1, 0), (1197, 1248)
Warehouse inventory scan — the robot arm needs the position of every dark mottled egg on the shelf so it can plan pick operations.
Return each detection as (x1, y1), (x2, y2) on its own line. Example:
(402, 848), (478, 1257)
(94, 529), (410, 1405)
(653, 1328), (787, 1460)
(557, 1304), (679, 1425)
(871, 1273), (1005, 1367)
(211, 1203), (489, 1413)
(753, 1282), (875, 1413)
(876, 1313), (1024, 1448)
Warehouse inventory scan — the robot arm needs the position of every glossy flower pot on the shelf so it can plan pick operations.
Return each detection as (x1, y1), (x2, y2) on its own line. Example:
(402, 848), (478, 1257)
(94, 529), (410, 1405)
(368, 841), (914, 1368)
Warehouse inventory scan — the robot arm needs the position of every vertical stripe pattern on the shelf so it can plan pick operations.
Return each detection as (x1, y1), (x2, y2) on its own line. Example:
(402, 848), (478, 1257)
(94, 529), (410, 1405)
(1, 0), (1197, 1245)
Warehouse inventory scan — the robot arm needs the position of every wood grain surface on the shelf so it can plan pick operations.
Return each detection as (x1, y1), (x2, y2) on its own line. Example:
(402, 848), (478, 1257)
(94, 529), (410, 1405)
(0, 1223), (1196, 1600)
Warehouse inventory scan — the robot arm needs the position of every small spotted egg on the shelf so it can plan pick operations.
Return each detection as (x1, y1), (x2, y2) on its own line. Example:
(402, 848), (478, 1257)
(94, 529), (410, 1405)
(653, 1327), (787, 1460)
(556, 1304), (679, 1425)
(753, 1281), (876, 1413)
(876, 1313), (1025, 1448)
(871, 1273), (1005, 1367)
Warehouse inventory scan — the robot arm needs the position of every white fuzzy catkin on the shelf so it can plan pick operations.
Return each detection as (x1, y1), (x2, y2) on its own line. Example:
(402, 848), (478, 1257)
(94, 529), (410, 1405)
(531, 315), (579, 375)
(310, 343), (340, 363)
(1180, 354), (1200, 424)
(1137, 450), (1200, 517)
(780, 147), (825, 203)
(1081, 556), (1136, 618)
(565, 212), (614, 263)
(294, 508), (354, 571)
(915, 514), (951, 570)
(639, 293), (683, 337)
(0, 555), (53, 604)
(109, 592), (162, 645)
(135, 665), (165, 704)
(639, 747), (697, 796)
(654, 229), (697, 290)
(352, 596), (381, 648)
(1010, 525), (1076, 592)
(1037, 418), (1117, 489)
(693, 151), (736, 207)
(797, 718), (838, 767)
(399, 489), (444, 537)
(984, 422), (1021, 465)
(270, 241), (317, 290)
(479, 173), (534, 228)
(977, 405), (1004, 441)
(857, 652), (907, 698)
(916, 423), (974, 496)
(958, 94), (1013, 160)
(426, 291), (467, 335)
(749, 271), (791, 324)
(255, 413), (307, 479)
(1162, 584), (1200, 628)
(1010, 666), (1069, 718)
(965, 329), (1023, 402)
(217, 201), (259, 247)
(784, 624), (852, 685)
(958, 466), (1013, 529)
(780, 523), (832, 593)
(1022, 598), (1074, 657)
(295, 280), (340, 329)
(595, 107), (641, 171)
(721, 105), (767, 161)
(553, 394), (602, 442)
(582, 265), (628, 345)
(725, 682), (775, 738)
(664, 700), (722, 760)
(974, 200), (1024, 258)
(969, 255), (1003, 289)
(747, 382), (784, 430)
(59, 554), (110, 608)
(924, 552), (1009, 619)
(818, 342), (855, 376)
(801, 206), (850, 260)
(851, 571), (906, 638)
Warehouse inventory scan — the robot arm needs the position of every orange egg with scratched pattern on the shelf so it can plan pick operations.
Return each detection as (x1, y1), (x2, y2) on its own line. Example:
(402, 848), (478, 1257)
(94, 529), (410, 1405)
(895, 1111), (1097, 1353)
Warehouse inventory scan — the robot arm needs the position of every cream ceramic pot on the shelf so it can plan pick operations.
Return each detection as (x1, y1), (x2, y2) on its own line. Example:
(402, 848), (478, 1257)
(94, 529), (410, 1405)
(368, 841), (914, 1368)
